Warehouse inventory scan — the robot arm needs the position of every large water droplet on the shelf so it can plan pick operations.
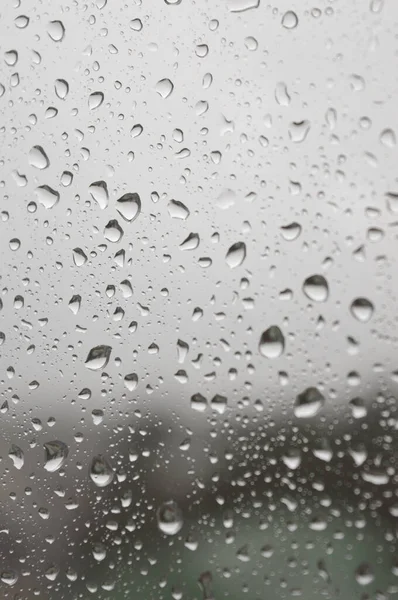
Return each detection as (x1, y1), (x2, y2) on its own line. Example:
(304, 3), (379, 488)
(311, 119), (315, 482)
(55, 79), (69, 99)
(9, 444), (24, 469)
(275, 82), (291, 106)
(35, 185), (59, 209)
(180, 233), (200, 251)
(280, 222), (301, 240)
(89, 181), (108, 210)
(124, 373), (138, 391)
(47, 20), (65, 42)
(355, 563), (374, 586)
(44, 440), (68, 472)
(89, 455), (114, 487)
(227, 0), (259, 12)
(157, 501), (183, 535)
(117, 193), (141, 222)
(259, 326), (285, 359)
(168, 200), (190, 220)
(155, 78), (174, 99)
(289, 120), (311, 142)
(85, 345), (112, 370)
(350, 298), (374, 322)
(1, 570), (18, 586)
(226, 242), (246, 268)
(104, 219), (124, 243)
(29, 145), (49, 169)
(88, 91), (104, 110)
(294, 387), (325, 418)
(282, 10), (299, 29)
(72, 248), (87, 267)
(303, 275), (329, 302)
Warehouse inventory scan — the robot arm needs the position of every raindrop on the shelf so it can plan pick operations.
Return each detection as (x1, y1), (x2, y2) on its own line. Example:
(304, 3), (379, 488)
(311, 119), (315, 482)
(303, 275), (329, 302)
(89, 455), (114, 487)
(289, 120), (311, 142)
(275, 82), (291, 106)
(155, 78), (174, 98)
(68, 295), (81, 315)
(1, 571), (18, 586)
(47, 20), (65, 42)
(280, 222), (301, 240)
(104, 219), (124, 243)
(282, 10), (299, 29)
(29, 145), (49, 169)
(355, 563), (374, 586)
(226, 242), (246, 268)
(380, 128), (396, 148)
(72, 248), (88, 267)
(294, 387), (325, 418)
(227, 0), (259, 12)
(9, 444), (24, 469)
(168, 200), (190, 220)
(85, 345), (112, 370)
(35, 185), (59, 209)
(180, 233), (200, 251)
(259, 326), (285, 359)
(55, 79), (69, 99)
(15, 15), (29, 28)
(43, 441), (68, 472)
(89, 181), (109, 210)
(157, 501), (183, 535)
(116, 193), (141, 222)
(350, 298), (374, 322)
(124, 373), (138, 391)
(4, 51), (18, 66)
(88, 91), (104, 110)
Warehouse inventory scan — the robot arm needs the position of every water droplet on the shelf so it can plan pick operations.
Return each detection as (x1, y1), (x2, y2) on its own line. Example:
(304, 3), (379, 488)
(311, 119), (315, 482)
(5, 50), (18, 66)
(1, 571), (18, 586)
(355, 563), (374, 586)
(116, 193), (141, 222)
(89, 181), (109, 210)
(44, 441), (68, 472)
(191, 393), (207, 412)
(244, 36), (258, 51)
(85, 345), (112, 370)
(282, 10), (299, 29)
(165, 0), (182, 4)
(29, 145), (49, 169)
(88, 91), (104, 110)
(180, 233), (200, 251)
(68, 295), (81, 315)
(9, 444), (24, 469)
(210, 394), (227, 414)
(89, 455), (114, 487)
(104, 219), (124, 243)
(47, 20), (65, 42)
(124, 373), (138, 391)
(227, 0), (259, 12)
(275, 82), (291, 106)
(168, 200), (190, 220)
(35, 185), (59, 209)
(259, 326), (285, 359)
(350, 298), (374, 322)
(15, 15), (29, 28)
(294, 387), (325, 418)
(157, 501), (183, 535)
(289, 120), (311, 142)
(303, 275), (329, 302)
(380, 128), (396, 148)
(156, 78), (174, 98)
(55, 79), (69, 99)
(226, 242), (246, 268)
(73, 248), (88, 267)
(280, 222), (301, 240)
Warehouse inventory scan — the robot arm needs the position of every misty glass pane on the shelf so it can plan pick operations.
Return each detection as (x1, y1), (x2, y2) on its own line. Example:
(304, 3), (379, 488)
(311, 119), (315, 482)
(0, 0), (397, 598)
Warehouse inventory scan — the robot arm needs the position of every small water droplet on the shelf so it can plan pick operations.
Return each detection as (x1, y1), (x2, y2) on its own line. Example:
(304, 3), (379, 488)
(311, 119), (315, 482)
(275, 82), (291, 106)
(47, 20), (65, 42)
(55, 79), (69, 99)
(226, 242), (246, 268)
(35, 185), (59, 209)
(180, 233), (200, 251)
(29, 145), (49, 169)
(88, 91), (104, 110)
(289, 120), (311, 142)
(282, 10), (299, 29)
(9, 444), (24, 469)
(280, 222), (301, 240)
(104, 219), (124, 243)
(156, 78), (174, 98)
(294, 387), (325, 418)
(355, 563), (374, 586)
(259, 326), (285, 359)
(303, 275), (329, 302)
(85, 345), (112, 370)
(43, 441), (68, 472)
(89, 455), (114, 487)
(116, 193), (141, 222)
(89, 181), (108, 210)
(157, 501), (183, 535)
(73, 247), (88, 267)
(124, 373), (138, 391)
(350, 298), (374, 322)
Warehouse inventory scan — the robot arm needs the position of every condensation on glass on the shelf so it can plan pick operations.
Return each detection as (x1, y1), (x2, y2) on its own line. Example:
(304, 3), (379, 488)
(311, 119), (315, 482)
(0, 0), (397, 598)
